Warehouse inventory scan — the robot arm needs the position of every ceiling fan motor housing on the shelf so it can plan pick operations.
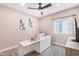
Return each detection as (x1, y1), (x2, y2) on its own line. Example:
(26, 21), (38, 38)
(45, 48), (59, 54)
(38, 3), (42, 9)
(39, 3), (41, 5)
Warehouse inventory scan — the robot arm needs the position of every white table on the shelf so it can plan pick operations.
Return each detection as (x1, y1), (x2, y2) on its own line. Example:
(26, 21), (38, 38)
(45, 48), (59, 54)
(19, 35), (51, 56)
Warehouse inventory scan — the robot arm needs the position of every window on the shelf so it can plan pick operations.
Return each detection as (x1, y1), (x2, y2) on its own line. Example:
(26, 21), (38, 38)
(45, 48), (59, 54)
(54, 20), (62, 34)
(53, 16), (75, 35)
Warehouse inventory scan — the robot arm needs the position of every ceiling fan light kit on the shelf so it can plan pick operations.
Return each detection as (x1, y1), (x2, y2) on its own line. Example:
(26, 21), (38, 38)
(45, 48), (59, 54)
(41, 12), (43, 15)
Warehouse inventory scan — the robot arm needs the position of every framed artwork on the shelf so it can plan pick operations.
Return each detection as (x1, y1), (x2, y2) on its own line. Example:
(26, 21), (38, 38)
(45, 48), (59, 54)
(28, 18), (33, 28)
(20, 19), (26, 30)
(19, 18), (33, 30)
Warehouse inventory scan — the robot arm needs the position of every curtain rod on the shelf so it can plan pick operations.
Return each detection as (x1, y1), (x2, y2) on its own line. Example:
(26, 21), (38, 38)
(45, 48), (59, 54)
(52, 14), (76, 20)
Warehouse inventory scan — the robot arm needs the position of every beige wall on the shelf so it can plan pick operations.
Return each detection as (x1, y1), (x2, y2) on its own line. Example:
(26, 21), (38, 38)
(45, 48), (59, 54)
(39, 6), (79, 46)
(0, 4), (79, 50)
(0, 5), (39, 50)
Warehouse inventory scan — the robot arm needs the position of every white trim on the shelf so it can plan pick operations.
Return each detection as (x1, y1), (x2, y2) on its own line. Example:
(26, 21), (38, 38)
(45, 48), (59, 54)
(0, 45), (19, 53)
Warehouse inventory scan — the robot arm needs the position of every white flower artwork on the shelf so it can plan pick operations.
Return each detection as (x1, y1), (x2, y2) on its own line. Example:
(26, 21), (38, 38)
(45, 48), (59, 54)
(19, 18), (33, 30)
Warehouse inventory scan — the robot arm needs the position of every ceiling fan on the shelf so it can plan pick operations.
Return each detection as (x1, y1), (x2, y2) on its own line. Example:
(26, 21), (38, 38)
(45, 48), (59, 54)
(27, 3), (52, 10)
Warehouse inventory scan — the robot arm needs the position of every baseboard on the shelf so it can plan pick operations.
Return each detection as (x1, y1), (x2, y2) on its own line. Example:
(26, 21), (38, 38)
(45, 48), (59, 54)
(0, 45), (19, 53)
(52, 42), (66, 47)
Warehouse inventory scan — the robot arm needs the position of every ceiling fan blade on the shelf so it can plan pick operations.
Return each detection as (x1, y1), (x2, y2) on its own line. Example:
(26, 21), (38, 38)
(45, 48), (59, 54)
(41, 3), (52, 9)
(27, 7), (39, 10)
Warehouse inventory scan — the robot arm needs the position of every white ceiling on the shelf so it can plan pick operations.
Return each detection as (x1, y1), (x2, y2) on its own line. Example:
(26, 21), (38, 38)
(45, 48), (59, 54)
(1, 3), (79, 18)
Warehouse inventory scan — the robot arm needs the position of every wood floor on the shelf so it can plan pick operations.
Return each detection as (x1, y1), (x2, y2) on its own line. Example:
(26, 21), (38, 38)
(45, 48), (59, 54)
(25, 44), (65, 56)
(0, 44), (65, 56)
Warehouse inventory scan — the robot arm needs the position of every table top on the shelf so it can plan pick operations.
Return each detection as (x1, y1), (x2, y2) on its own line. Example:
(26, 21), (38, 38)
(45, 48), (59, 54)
(19, 37), (45, 47)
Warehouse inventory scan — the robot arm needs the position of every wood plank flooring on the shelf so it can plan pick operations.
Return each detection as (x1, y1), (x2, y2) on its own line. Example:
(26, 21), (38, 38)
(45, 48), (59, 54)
(0, 44), (65, 56)
(25, 44), (65, 56)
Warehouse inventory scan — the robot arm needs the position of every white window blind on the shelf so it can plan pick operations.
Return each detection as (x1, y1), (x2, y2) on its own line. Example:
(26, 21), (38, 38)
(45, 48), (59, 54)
(53, 16), (75, 35)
